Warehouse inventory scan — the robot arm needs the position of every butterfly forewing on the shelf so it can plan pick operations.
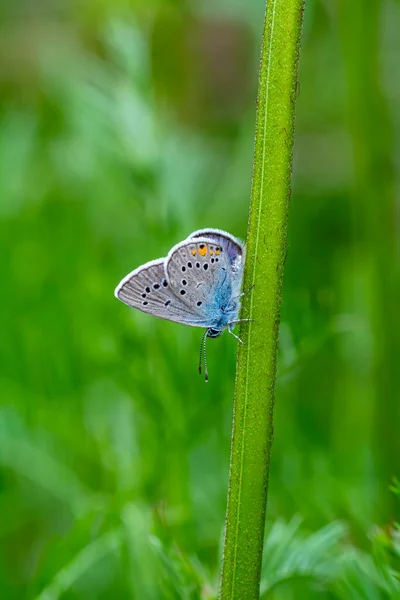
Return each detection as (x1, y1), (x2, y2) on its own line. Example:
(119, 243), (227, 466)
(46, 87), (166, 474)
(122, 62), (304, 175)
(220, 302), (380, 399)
(115, 258), (210, 326)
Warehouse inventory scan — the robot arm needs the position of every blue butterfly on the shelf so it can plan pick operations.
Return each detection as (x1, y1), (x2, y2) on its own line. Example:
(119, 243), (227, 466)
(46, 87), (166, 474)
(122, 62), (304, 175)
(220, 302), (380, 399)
(114, 229), (248, 381)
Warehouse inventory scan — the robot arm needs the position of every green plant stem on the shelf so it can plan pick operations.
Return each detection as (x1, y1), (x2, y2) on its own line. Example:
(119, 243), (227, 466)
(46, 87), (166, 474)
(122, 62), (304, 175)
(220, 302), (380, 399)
(219, 1), (304, 598)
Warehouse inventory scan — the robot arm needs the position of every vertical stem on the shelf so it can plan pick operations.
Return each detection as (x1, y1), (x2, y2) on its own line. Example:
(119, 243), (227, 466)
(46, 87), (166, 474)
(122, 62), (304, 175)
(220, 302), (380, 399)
(219, 0), (304, 598)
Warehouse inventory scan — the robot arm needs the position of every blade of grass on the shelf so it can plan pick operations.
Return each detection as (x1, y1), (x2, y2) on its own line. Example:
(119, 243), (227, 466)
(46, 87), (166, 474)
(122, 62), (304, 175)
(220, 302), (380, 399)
(34, 529), (123, 600)
(219, 0), (305, 598)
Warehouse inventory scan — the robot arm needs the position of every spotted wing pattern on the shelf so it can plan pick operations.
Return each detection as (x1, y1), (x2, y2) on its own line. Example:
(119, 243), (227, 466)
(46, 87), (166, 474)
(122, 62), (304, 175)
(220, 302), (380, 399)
(115, 258), (211, 327)
(115, 230), (245, 330)
(188, 229), (244, 285)
(166, 237), (233, 316)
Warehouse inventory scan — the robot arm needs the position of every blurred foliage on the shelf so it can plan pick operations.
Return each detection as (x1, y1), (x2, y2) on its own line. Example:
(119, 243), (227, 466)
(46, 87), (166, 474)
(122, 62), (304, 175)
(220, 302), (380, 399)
(0, 0), (399, 598)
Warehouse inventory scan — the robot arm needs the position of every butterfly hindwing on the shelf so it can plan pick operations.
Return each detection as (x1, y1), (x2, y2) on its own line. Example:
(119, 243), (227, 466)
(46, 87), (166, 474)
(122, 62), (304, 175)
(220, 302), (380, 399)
(188, 229), (244, 287)
(188, 228), (243, 263)
(166, 237), (233, 318)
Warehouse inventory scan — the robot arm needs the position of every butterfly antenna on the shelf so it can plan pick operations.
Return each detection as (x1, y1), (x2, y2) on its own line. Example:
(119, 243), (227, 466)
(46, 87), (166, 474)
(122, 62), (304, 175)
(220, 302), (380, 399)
(198, 334), (204, 375)
(203, 334), (209, 383)
(198, 330), (209, 383)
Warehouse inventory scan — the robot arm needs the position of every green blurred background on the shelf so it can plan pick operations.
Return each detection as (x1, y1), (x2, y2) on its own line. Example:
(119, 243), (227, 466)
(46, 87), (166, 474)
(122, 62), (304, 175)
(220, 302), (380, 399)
(1, 0), (399, 598)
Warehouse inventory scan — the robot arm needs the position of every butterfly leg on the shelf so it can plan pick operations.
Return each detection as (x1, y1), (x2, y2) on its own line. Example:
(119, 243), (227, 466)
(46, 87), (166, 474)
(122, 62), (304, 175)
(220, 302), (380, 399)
(229, 319), (254, 325)
(233, 284), (255, 300)
(228, 329), (244, 344)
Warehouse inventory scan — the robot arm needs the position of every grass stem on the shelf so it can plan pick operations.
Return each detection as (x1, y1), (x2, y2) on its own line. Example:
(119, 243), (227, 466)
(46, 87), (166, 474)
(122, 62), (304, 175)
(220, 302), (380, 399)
(219, 1), (305, 598)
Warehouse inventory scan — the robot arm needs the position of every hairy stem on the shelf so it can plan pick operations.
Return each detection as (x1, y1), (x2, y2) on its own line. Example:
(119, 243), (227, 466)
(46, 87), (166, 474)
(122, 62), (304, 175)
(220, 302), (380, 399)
(219, 0), (304, 598)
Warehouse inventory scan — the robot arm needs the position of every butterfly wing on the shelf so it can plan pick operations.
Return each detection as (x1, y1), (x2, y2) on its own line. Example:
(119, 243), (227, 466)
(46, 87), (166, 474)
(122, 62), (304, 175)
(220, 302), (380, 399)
(115, 229), (245, 329)
(188, 228), (244, 263)
(115, 258), (211, 327)
(166, 237), (235, 322)
(188, 228), (244, 287)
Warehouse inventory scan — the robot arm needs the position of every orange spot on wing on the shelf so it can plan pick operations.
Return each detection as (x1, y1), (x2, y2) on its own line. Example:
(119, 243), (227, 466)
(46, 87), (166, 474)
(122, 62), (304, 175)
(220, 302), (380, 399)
(209, 250), (214, 256)
(215, 247), (220, 255)
(191, 249), (197, 256)
(198, 244), (207, 256)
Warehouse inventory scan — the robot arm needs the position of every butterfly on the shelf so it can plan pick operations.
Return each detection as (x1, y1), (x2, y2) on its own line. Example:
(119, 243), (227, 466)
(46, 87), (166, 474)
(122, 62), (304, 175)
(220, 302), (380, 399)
(114, 228), (249, 381)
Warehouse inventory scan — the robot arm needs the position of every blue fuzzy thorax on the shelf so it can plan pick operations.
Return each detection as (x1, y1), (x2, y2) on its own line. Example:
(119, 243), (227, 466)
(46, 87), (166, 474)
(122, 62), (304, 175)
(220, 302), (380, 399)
(206, 275), (240, 336)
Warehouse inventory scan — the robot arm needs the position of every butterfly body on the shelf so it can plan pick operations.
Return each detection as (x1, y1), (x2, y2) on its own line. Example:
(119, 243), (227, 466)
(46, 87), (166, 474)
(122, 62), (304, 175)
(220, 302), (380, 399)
(202, 287), (241, 337)
(115, 229), (245, 378)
